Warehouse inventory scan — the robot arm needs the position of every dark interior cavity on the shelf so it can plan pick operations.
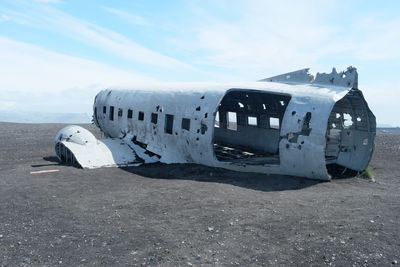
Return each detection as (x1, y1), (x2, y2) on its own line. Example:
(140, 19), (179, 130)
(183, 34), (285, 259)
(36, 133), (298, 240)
(325, 89), (376, 177)
(55, 142), (81, 168)
(213, 89), (291, 165)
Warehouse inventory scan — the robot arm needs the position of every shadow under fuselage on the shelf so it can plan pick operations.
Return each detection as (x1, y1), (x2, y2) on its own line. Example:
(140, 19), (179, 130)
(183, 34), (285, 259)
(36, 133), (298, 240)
(120, 162), (322, 193)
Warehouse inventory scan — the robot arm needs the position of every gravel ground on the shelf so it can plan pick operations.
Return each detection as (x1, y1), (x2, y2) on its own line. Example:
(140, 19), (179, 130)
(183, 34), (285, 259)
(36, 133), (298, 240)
(0, 122), (399, 266)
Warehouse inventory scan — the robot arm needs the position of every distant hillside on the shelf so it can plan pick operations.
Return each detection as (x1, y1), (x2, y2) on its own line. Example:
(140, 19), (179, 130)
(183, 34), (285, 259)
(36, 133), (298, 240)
(0, 111), (91, 123)
(377, 124), (397, 128)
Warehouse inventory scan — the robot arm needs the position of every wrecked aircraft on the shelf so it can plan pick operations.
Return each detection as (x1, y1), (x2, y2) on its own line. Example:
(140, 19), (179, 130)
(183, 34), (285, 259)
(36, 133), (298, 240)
(55, 67), (376, 180)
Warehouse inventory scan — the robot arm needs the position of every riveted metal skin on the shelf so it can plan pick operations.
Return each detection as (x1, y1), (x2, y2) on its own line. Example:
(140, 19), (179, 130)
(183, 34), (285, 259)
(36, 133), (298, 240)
(55, 67), (376, 180)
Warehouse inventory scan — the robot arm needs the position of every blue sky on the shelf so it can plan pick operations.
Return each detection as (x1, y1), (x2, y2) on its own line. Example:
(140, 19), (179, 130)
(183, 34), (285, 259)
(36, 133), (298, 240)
(0, 0), (399, 125)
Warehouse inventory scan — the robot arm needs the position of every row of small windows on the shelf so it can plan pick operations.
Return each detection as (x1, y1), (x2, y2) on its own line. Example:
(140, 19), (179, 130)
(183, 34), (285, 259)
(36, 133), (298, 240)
(214, 111), (280, 131)
(102, 105), (191, 135)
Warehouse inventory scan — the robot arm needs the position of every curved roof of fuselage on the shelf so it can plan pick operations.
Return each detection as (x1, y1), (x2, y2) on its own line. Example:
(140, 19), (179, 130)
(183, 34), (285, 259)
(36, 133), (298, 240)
(102, 81), (353, 103)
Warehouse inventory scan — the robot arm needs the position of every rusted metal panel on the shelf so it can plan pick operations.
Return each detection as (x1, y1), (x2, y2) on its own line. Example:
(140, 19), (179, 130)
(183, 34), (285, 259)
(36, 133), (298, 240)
(55, 67), (376, 180)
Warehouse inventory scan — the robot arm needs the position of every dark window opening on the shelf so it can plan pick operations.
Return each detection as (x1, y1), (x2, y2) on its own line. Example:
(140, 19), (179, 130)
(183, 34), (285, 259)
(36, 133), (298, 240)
(103, 106), (106, 114)
(127, 109), (133, 119)
(213, 90), (291, 165)
(164, 114), (174, 134)
(109, 106), (114, 121)
(182, 118), (190, 131)
(200, 123), (208, 134)
(93, 107), (99, 126)
(118, 108), (123, 117)
(302, 112), (312, 134)
(151, 113), (158, 124)
(138, 111), (144, 121)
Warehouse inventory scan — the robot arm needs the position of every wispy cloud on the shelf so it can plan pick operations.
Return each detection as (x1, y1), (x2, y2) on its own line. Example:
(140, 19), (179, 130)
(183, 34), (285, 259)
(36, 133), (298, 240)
(350, 17), (400, 60)
(34, 0), (61, 4)
(362, 81), (400, 126)
(0, 37), (153, 91)
(168, 0), (338, 79)
(104, 7), (149, 25)
(0, 14), (11, 21)
(0, 101), (16, 110)
(0, 37), (153, 113)
(169, 0), (400, 79)
(0, 7), (32, 25)
(1, 1), (196, 72)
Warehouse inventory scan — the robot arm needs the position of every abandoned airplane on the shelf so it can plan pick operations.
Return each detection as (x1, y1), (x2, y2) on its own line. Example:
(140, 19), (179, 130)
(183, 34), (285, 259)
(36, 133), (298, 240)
(55, 67), (376, 180)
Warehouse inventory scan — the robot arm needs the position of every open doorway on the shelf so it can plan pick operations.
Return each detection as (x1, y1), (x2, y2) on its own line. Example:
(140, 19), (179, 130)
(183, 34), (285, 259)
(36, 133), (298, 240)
(213, 90), (291, 165)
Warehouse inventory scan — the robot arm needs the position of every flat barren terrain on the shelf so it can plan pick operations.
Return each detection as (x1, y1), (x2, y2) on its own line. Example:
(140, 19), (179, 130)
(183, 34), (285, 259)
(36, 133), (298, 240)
(0, 122), (399, 266)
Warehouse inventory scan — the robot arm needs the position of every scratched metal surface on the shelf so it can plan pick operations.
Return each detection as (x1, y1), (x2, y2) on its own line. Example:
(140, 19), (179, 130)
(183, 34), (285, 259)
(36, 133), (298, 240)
(55, 67), (375, 180)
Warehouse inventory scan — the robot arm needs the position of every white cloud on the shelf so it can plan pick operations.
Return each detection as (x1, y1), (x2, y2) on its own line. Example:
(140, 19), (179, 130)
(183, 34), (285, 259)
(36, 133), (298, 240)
(0, 14), (11, 21)
(171, 0), (337, 78)
(0, 37), (154, 113)
(171, 0), (400, 79)
(351, 17), (400, 60)
(0, 7), (32, 25)
(34, 0), (61, 3)
(0, 37), (153, 91)
(362, 81), (400, 127)
(104, 7), (149, 25)
(0, 101), (16, 110)
(1, 3), (196, 72)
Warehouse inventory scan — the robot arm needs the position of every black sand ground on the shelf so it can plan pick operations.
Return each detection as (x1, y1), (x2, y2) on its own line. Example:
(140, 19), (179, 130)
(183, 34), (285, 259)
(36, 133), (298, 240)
(0, 122), (399, 266)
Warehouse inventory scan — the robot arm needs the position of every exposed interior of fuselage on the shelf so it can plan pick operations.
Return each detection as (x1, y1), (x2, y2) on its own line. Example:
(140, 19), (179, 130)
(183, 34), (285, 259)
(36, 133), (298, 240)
(325, 89), (376, 177)
(213, 90), (291, 165)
